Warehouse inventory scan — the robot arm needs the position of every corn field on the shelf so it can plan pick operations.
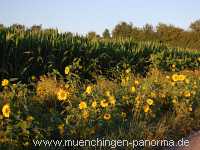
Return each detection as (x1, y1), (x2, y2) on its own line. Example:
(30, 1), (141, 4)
(1, 27), (200, 81)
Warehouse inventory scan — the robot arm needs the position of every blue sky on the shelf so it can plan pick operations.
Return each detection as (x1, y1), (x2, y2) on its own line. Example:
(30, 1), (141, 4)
(0, 0), (200, 34)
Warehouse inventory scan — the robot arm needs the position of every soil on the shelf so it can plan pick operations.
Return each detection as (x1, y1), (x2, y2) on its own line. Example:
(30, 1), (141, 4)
(166, 131), (200, 150)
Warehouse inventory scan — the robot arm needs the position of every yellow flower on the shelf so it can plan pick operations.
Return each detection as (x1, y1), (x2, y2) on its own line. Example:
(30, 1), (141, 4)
(135, 96), (140, 101)
(171, 82), (175, 87)
(130, 86), (136, 93)
(191, 91), (196, 95)
(1, 79), (9, 87)
(144, 105), (150, 113)
(2, 104), (11, 118)
(65, 66), (70, 75)
(91, 100), (97, 108)
(172, 74), (179, 82)
(109, 96), (116, 106)
(12, 84), (17, 88)
(150, 92), (156, 98)
(85, 86), (92, 95)
(134, 80), (139, 86)
(160, 93), (166, 98)
(57, 89), (69, 101)
(172, 64), (176, 68)
(100, 99), (109, 108)
(105, 90), (111, 97)
(125, 68), (131, 74)
(103, 113), (111, 120)
(65, 84), (70, 89)
(82, 111), (89, 119)
(172, 99), (177, 104)
(121, 112), (127, 118)
(178, 75), (186, 81)
(26, 116), (34, 122)
(146, 98), (154, 106)
(185, 79), (190, 84)
(122, 96), (129, 101)
(58, 123), (65, 136)
(31, 75), (36, 81)
(125, 76), (129, 82)
(121, 78), (126, 86)
(184, 91), (191, 97)
(188, 107), (193, 112)
(79, 101), (87, 110)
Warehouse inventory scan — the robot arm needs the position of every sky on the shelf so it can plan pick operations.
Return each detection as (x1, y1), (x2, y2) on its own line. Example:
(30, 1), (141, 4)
(0, 0), (200, 35)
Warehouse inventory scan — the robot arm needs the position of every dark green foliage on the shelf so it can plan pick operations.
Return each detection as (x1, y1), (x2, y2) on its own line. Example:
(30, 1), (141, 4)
(0, 25), (200, 81)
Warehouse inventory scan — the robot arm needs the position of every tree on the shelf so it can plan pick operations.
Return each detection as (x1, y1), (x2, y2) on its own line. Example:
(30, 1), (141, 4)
(87, 31), (97, 39)
(190, 19), (200, 32)
(0, 24), (4, 28)
(10, 24), (25, 30)
(140, 23), (156, 41)
(112, 22), (133, 38)
(143, 24), (154, 33)
(65, 32), (73, 37)
(156, 23), (183, 44)
(102, 28), (111, 39)
(31, 25), (42, 31)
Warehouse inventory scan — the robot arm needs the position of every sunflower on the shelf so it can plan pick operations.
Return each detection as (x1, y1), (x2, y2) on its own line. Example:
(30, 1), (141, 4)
(188, 106), (193, 112)
(91, 100), (97, 108)
(150, 92), (156, 98)
(105, 90), (111, 97)
(125, 68), (131, 74)
(184, 91), (191, 97)
(109, 96), (116, 106)
(171, 82), (175, 87)
(185, 79), (190, 84)
(172, 99), (177, 104)
(130, 86), (136, 93)
(121, 112), (127, 118)
(125, 76), (129, 82)
(79, 101), (87, 110)
(85, 86), (92, 95)
(58, 123), (65, 136)
(82, 111), (89, 119)
(178, 75), (186, 81)
(65, 66), (70, 75)
(172, 74), (179, 82)
(103, 113), (111, 120)
(146, 98), (154, 106)
(100, 99), (109, 108)
(26, 116), (34, 122)
(1, 79), (9, 87)
(12, 84), (17, 88)
(134, 80), (139, 86)
(57, 89), (69, 101)
(31, 75), (36, 81)
(122, 96), (129, 101)
(172, 64), (176, 68)
(2, 104), (11, 118)
(144, 104), (150, 113)
(121, 78), (126, 86)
